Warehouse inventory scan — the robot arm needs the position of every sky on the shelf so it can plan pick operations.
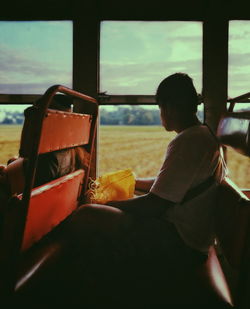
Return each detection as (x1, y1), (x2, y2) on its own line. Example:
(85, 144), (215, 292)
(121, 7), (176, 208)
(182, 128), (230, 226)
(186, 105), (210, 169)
(0, 21), (72, 96)
(100, 21), (202, 95)
(0, 20), (249, 112)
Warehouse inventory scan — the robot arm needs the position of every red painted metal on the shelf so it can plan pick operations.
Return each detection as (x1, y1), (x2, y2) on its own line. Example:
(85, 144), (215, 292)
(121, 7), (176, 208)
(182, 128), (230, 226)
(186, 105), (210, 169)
(21, 170), (84, 251)
(20, 110), (92, 156)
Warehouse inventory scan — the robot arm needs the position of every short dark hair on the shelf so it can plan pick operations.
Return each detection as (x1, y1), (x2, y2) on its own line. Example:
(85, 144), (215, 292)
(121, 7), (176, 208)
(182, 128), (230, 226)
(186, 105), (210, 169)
(156, 73), (198, 113)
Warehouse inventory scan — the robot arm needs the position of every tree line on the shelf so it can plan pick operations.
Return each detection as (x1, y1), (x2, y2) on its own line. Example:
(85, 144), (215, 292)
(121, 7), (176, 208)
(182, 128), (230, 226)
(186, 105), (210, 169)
(0, 110), (24, 124)
(100, 106), (162, 125)
(100, 106), (204, 125)
(0, 106), (163, 125)
(0, 106), (204, 125)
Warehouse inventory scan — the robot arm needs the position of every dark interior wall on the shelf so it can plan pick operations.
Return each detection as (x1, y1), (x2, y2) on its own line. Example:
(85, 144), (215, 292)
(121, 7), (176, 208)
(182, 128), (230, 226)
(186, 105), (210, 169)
(1, 0), (249, 21)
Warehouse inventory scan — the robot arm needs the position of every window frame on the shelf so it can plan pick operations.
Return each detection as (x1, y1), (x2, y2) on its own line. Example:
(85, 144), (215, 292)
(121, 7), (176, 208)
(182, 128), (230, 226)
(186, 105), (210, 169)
(0, 18), (241, 182)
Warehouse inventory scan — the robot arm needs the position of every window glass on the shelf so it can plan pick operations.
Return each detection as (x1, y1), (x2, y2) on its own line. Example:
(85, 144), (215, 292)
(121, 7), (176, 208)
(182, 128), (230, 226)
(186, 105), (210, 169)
(226, 103), (250, 112)
(99, 21), (203, 177)
(0, 125), (22, 164)
(227, 22), (250, 189)
(98, 105), (175, 177)
(228, 21), (250, 98)
(0, 21), (72, 95)
(100, 21), (202, 95)
(0, 105), (28, 164)
(226, 148), (250, 189)
(0, 21), (72, 164)
(225, 103), (250, 189)
(98, 102), (204, 177)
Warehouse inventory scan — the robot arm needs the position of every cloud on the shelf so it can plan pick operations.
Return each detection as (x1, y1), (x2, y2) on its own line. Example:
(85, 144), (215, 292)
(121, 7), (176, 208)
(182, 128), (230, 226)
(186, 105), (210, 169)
(1, 20), (249, 99)
(101, 21), (202, 65)
(100, 58), (202, 94)
(228, 71), (250, 97)
(0, 48), (66, 77)
(228, 52), (250, 97)
(0, 45), (72, 93)
(229, 53), (250, 67)
(100, 21), (203, 94)
(100, 20), (243, 98)
(0, 82), (73, 94)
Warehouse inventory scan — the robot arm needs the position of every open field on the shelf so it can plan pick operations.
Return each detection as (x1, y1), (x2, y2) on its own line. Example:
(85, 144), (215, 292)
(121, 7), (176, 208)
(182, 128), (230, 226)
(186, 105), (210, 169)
(0, 124), (249, 188)
(98, 125), (175, 177)
(0, 125), (22, 163)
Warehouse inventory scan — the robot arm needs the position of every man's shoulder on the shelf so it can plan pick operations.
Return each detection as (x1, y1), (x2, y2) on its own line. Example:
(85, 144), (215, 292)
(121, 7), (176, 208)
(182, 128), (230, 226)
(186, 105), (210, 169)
(168, 125), (219, 156)
(176, 125), (216, 144)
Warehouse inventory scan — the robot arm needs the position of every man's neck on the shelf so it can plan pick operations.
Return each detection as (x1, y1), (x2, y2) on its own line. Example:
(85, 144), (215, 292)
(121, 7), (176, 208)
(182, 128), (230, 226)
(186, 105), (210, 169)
(175, 115), (201, 133)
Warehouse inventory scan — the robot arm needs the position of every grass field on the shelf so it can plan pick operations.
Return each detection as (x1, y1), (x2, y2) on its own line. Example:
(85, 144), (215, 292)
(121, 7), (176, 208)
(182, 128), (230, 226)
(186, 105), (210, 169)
(0, 124), (249, 188)
(98, 125), (176, 177)
(0, 125), (23, 163)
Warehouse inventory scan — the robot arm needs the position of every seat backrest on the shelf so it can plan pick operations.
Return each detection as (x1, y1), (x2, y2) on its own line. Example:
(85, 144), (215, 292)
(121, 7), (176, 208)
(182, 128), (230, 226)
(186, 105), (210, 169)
(217, 111), (250, 157)
(6, 109), (92, 196)
(20, 108), (92, 157)
(18, 85), (96, 244)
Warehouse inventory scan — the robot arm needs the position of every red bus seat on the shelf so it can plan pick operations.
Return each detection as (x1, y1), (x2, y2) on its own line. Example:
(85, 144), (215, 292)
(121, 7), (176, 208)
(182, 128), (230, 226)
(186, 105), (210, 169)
(0, 85), (98, 301)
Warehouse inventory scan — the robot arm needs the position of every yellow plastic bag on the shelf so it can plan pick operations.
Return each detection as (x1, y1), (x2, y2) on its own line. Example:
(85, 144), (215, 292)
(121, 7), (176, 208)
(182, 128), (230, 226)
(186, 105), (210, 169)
(87, 168), (135, 204)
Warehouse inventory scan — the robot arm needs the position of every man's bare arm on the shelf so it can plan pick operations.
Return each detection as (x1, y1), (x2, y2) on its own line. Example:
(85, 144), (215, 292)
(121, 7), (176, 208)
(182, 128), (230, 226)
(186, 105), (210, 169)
(135, 177), (155, 193)
(107, 192), (173, 217)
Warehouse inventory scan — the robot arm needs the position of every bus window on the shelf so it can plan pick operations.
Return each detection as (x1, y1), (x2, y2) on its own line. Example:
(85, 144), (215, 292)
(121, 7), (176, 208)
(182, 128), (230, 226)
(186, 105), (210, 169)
(227, 21), (250, 189)
(0, 105), (27, 164)
(0, 21), (72, 164)
(98, 104), (204, 178)
(100, 21), (202, 95)
(0, 21), (72, 94)
(225, 103), (250, 189)
(228, 20), (250, 99)
(98, 105), (174, 177)
(226, 145), (250, 189)
(99, 21), (203, 178)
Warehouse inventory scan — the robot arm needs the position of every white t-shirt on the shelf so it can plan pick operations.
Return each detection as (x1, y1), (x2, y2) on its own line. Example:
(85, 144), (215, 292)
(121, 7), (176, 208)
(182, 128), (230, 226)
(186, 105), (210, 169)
(150, 125), (226, 253)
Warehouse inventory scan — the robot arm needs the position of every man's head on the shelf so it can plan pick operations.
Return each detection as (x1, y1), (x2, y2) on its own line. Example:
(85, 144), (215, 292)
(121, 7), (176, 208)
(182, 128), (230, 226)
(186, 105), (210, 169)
(156, 73), (199, 131)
